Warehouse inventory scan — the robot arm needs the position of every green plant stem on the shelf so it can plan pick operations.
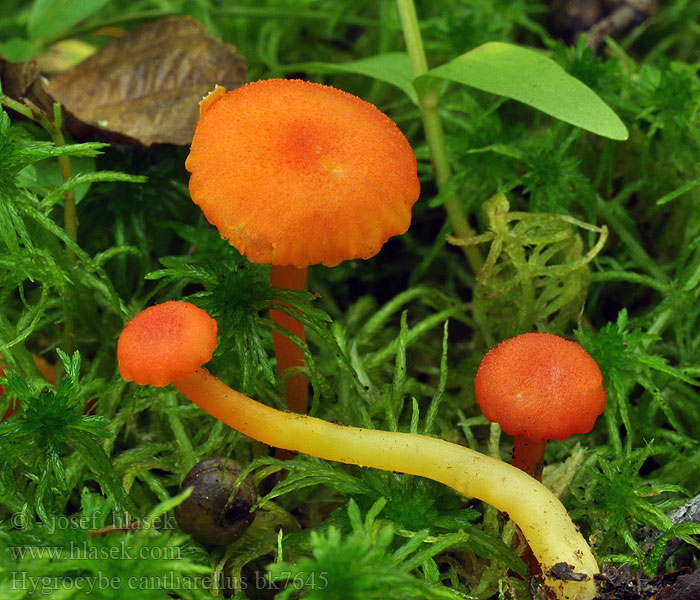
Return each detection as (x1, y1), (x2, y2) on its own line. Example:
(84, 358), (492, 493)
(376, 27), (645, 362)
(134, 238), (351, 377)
(0, 95), (34, 120)
(47, 103), (77, 354)
(395, 0), (483, 275)
(48, 104), (78, 265)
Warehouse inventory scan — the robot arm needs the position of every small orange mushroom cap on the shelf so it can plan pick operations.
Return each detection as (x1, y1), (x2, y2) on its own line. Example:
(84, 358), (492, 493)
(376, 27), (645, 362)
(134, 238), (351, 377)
(474, 333), (606, 442)
(118, 301), (218, 387)
(185, 79), (420, 268)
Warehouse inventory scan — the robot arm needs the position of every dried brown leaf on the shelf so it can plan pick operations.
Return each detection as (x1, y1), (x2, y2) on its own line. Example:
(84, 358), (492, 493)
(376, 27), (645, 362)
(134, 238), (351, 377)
(47, 16), (247, 145)
(0, 57), (55, 117)
(37, 39), (97, 77)
(1, 57), (40, 99)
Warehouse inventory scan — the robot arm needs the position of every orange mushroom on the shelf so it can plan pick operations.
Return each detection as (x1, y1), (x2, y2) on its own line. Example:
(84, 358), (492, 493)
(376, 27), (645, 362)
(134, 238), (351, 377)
(117, 301), (218, 388)
(117, 302), (599, 600)
(185, 79), (420, 413)
(474, 332), (607, 481)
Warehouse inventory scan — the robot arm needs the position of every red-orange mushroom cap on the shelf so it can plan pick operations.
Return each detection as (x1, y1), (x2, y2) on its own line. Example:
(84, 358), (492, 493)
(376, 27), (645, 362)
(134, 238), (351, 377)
(118, 301), (218, 388)
(474, 333), (606, 442)
(185, 79), (420, 268)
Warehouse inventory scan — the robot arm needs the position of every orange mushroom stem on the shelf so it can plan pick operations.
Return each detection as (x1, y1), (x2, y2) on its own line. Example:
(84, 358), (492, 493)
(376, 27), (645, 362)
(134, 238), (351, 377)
(511, 436), (548, 481)
(269, 264), (308, 414)
(118, 302), (599, 600)
(475, 332), (607, 482)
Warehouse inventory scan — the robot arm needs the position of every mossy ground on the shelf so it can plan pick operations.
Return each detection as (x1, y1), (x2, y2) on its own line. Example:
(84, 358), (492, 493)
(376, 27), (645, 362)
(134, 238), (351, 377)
(1, 1), (700, 599)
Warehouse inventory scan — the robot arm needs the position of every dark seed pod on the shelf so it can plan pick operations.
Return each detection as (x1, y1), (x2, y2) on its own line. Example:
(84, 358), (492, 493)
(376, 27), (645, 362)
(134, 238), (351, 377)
(174, 457), (257, 545)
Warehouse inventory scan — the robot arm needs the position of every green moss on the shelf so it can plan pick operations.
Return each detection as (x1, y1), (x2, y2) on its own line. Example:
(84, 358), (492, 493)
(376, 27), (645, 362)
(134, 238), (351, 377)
(2, 1), (700, 598)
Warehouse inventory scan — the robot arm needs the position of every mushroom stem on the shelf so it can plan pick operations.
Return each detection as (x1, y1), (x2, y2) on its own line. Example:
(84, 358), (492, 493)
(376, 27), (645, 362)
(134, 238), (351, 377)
(511, 435), (548, 575)
(269, 264), (308, 414)
(512, 435), (548, 481)
(173, 368), (599, 600)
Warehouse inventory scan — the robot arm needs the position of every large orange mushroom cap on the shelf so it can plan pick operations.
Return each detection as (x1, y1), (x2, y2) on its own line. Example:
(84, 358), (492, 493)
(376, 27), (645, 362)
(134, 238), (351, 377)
(474, 333), (606, 441)
(185, 79), (420, 268)
(118, 301), (218, 388)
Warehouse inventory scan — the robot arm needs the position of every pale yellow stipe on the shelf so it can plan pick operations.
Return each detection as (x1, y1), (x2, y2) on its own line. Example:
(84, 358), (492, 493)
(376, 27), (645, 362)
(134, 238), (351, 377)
(174, 368), (599, 600)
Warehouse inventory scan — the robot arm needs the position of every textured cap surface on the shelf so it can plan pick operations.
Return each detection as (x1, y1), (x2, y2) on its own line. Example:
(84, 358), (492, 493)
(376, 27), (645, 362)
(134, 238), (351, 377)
(474, 333), (606, 441)
(186, 78), (420, 267)
(118, 301), (218, 387)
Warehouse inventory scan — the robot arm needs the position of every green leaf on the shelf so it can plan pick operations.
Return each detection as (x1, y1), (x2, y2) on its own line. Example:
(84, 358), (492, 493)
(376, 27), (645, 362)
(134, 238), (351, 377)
(38, 170), (147, 207)
(0, 38), (39, 61)
(423, 321), (449, 436)
(17, 155), (96, 204)
(143, 487), (192, 528)
(655, 177), (700, 205)
(420, 41), (629, 140)
(286, 53), (418, 104)
(28, 0), (109, 41)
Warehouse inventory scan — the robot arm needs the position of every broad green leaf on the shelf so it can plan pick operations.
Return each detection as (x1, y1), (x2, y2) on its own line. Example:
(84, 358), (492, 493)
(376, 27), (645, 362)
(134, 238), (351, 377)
(17, 155), (96, 204)
(0, 38), (39, 61)
(29, 0), (109, 41)
(420, 41), (629, 140)
(285, 52), (417, 104)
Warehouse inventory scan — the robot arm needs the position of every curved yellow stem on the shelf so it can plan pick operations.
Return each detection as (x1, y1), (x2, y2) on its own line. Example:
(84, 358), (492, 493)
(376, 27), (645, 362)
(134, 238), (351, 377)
(174, 369), (598, 600)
